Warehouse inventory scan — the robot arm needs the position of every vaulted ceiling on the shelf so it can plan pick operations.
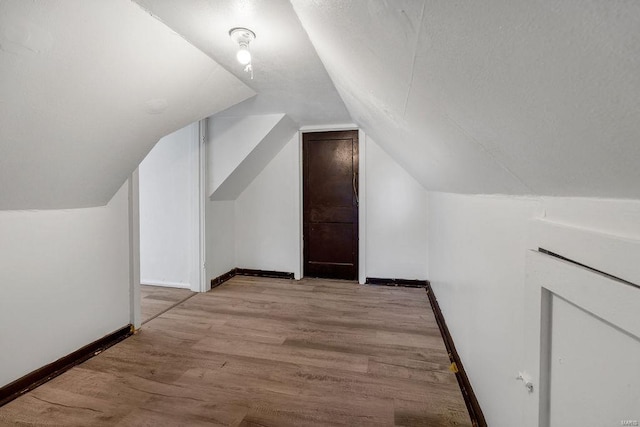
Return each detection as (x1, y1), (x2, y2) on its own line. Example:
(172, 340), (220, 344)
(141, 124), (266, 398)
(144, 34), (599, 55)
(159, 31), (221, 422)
(290, 0), (640, 198)
(134, 0), (351, 125)
(2, 0), (640, 210)
(0, 0), (253, 209)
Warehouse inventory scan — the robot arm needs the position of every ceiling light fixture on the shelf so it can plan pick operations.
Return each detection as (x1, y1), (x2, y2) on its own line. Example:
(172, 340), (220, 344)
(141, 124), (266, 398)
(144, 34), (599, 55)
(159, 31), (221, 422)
(229, 27), (256, 79)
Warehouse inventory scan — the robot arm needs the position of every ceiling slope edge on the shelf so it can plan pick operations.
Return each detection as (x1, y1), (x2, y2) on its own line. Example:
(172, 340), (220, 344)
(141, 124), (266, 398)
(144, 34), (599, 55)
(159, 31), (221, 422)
(208, 114), (298, 201)
(289, 0), (530, 196)
(210, 115), (298, 201)
(0, 0), (254, 210)
(290, 0), (640, 199)
(133, 0), (352, 126)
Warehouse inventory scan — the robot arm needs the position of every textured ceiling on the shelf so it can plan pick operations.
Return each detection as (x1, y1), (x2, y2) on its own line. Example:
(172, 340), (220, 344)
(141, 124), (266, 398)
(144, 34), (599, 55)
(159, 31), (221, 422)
(291, 0), (640, 198)
(3, 0), (639, 206)
(0, 0), (254, 209)
(134, 0), (351, 126)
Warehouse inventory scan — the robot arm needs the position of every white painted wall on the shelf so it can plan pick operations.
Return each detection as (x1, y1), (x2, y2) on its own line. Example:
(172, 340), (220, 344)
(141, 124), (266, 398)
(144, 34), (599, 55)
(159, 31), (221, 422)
(428, 193), (539, 427)
(207, 114), (284, 197)
(541, 197), (640, 240)
(204, 118), (425, 286)
(205, 200), (236, 284)
(139, 123), (199, 289)
(210, 115), (298, 201)
(235, 134), (301, 276)
(365, 138), (428, 279)
(0, 183), (131, 388)
(204, 115), (282, 284)
(428, 192), (640, 427)
(227, 129), (429, 282)
(204, 115), (298, 282)
(228, 129), (432, 281)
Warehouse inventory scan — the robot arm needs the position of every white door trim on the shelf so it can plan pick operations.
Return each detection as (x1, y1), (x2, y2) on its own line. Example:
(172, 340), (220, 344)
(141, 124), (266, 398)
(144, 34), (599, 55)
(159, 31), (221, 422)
(297, 126), (365, 283)
(198, 119), (208, 292)
(128, 168), (141, 329)
(524, 221), (640, 427)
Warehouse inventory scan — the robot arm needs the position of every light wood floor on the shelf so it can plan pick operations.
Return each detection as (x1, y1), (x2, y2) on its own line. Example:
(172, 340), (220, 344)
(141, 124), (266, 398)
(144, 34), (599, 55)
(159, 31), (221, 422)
(140, 284), (195, 324)
(0, 276), (471, 426)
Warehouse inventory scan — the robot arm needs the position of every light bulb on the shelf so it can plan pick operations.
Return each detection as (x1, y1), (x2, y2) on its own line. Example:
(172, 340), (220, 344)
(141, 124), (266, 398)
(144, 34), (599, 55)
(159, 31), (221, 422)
(236, 47), (251, 65)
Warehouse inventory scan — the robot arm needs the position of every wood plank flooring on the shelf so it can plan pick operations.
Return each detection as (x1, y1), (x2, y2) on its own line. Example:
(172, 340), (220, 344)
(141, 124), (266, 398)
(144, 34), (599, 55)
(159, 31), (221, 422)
(140, 284), (195, 324)
(0, 277), (471, 426)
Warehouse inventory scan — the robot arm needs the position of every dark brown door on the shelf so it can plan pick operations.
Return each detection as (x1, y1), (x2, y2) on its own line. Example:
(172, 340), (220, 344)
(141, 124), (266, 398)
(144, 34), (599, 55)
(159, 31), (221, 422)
(303, 130), (359, 280)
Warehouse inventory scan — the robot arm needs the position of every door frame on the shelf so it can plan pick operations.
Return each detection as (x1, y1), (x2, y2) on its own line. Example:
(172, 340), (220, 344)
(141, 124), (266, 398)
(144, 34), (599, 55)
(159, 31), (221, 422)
(297, 125), (366, 284)
(195, 119), (207, 292)
(523, 219), (640, 427)
(131, 119), (208, 330)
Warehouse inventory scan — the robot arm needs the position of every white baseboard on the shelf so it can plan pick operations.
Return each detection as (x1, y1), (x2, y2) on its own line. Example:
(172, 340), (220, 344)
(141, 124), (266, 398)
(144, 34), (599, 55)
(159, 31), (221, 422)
(140, 280), (191, 289)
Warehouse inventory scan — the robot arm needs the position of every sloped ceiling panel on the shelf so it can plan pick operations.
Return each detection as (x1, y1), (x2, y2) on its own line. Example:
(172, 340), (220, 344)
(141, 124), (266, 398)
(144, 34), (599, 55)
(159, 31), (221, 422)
(210, 114), (297, 201)
(134, 0), (351, 126)
(292, 0), (640, 198)
(207, 114), (285, 196)
(0, 0), (254, 210)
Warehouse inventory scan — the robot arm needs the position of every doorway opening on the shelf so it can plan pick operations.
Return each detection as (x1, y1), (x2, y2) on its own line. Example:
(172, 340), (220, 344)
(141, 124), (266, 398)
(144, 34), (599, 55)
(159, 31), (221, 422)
(132, 121), (206, 328)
